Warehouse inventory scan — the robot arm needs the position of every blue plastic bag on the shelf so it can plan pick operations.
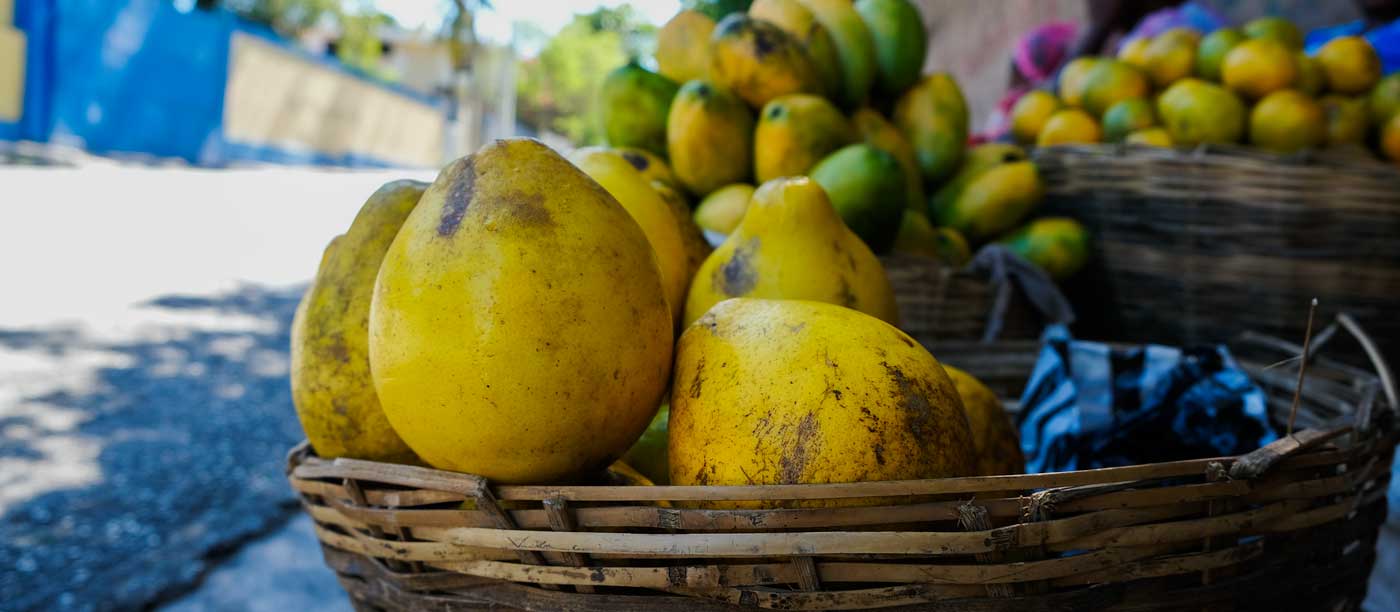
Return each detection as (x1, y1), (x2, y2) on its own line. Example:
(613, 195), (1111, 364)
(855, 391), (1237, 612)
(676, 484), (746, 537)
(1017, 326), (1278, 474)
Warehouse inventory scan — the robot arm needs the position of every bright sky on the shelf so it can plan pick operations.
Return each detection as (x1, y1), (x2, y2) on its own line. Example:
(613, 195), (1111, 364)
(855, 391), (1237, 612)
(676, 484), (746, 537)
(376, 0), (681, 49)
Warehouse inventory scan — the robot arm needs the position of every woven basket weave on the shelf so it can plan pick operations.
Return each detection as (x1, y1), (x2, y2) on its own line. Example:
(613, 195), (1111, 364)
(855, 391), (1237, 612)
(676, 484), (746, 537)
(1033, 144), (1400, 358)
(880, 253), (1039, 343)
(288, 323), (1396, 612)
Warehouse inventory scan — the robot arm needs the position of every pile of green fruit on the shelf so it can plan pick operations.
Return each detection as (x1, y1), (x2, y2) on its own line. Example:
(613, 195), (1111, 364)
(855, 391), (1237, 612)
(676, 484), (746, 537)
(596, 0), (1091, 282)
(1013, 16), (1400, 163)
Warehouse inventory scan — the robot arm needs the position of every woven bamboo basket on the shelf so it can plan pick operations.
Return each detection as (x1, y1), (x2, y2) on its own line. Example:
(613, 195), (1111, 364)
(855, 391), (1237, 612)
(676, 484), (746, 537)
(880, 253), (1039, 343)
(287, 319), (1397, 611)
(1032, 143), (1400, 359)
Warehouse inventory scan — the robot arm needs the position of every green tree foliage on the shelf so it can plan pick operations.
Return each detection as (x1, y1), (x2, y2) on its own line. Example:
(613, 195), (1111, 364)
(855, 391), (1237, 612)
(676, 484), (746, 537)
(515, 6), (657, 145)
(219, 0), (395, 78)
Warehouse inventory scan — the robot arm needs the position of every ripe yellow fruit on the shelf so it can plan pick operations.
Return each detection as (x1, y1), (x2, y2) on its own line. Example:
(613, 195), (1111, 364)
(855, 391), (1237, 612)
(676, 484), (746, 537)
(1195, 28), (1245, 82)
(683, 176), (898, 327)
(292, 181), (426, 464)
(753, 94), (854, 183)
(1080, 60), (1150, 116)
(709, 14), (823, 108)
(1249, 89), (1325, 153)
(1381, 113), (1400, 163)
(1058, 57), (1100, 108)
(938, 161), (1044, 243)
(1319, 95), (1368, 146)
(652, 180), (714, 288)
(1243, 16), (1303, 50)
(1159, 26), (1202, 46)
(1143, 28), (1199, 88)
(655, 10), (717, 84)
(750, 0), (845, 98)
(669, 298), (976, 503)
(1157, 78), (1247, 145)
(693, 183), (755, 234)
(369, 140), (673, 483)
(667, 80), (755, 196)
(798, 0), (879, 108)
(1126, 127), (1173, 147)
(894, 73), (970, 183)
(1009, 90), (1062, 144)
(1369, 74), (1400, 126)
(1316, 36), (1382, 95)
(1037, 108), (1101, 146)
(571, 147), (693, 325)
(1117, 37), (1151, 70)
(943, 366), (1023, 476)
(1294, 52), (1325, 96)
(892, 209), (942, 259)
(1222, 38), (1297, 99)
(614, 147), (680, 189)
(1101, 98), (1156, 143)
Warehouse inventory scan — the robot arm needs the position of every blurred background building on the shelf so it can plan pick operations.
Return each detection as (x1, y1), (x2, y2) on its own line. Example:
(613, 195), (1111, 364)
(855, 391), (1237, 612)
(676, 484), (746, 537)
(0, 0), (1361, 168)
(0, 0), (672, 167)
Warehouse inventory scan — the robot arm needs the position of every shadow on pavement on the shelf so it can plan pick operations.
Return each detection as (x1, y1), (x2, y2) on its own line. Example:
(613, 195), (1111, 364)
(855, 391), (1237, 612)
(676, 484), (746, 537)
(0, 284), (313, 611)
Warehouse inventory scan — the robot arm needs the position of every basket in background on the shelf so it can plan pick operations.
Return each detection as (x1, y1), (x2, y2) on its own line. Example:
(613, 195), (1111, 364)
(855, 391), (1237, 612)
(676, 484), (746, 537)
(1033, 144), (1400, 360)
(881, 253), (1041, 344)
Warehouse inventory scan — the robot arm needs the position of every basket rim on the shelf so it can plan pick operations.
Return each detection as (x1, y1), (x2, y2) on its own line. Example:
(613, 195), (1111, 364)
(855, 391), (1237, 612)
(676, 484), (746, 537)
(286, 418), (1385, 502)
(1031, 141), (1400, 174)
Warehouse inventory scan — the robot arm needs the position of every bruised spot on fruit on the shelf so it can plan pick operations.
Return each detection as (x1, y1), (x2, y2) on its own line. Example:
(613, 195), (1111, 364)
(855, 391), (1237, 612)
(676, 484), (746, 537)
(838, 277), (857, 307)
(884, 362), (936, 439)
(858, 405), (880, 432)
(718, 239), (759, 295)
(752, 27), (779, 59)
(778, 412), (819, 484)
(621, 150), (650, 171)
(498, 191), (554, 227)
(323, 336), (351, 365)
(437, 158), (476, 237)
(766, 104), (787, 120)
(689, 356), (706, 398)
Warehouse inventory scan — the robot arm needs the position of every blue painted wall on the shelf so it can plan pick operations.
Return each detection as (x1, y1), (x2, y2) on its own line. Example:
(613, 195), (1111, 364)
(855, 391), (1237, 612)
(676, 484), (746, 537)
(1, 0), (446, 166)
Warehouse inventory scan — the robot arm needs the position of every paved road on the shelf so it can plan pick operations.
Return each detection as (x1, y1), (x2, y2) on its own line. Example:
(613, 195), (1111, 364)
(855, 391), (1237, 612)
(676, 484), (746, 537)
(0, 161), (429, 611)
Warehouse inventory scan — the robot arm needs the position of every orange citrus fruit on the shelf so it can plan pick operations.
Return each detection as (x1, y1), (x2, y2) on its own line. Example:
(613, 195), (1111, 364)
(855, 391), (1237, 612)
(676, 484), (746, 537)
(1196, 28), (1245, 81)
(1222, 38), (1297, 99)
(1009, 90), (1063, 144)
(1037, 108), (1102, 146)
(1249, 89), (1325, 153)
(1316, 36), (1382, 95)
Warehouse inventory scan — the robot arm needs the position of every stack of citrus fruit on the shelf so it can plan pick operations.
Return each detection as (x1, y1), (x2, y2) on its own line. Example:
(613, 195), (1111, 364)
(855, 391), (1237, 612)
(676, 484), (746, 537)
(1012, 16), (1400, 163)
(594, 0), (1090, 285)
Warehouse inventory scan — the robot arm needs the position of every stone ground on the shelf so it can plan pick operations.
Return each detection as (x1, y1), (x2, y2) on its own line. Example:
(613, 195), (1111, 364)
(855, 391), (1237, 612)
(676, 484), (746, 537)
(0, 154), (1396, 611)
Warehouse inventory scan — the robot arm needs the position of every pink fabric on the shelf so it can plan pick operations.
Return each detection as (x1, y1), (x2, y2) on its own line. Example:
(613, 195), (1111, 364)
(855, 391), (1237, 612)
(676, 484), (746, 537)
(1013, 21), (1079, 84)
